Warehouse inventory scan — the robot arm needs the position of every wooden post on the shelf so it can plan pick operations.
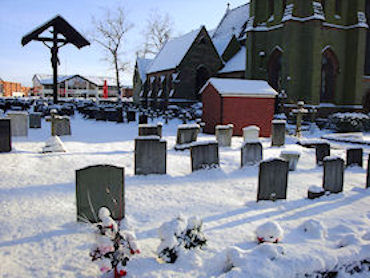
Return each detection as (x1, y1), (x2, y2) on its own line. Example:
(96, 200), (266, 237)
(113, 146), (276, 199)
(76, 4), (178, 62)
(51, 27), (59, 104)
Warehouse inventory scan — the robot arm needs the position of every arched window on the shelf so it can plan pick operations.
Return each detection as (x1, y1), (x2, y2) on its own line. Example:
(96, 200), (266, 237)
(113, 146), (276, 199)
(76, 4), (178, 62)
(320, 48), (339, 103)
(195, 66), (209, 99)
(267, 47), (283, 93)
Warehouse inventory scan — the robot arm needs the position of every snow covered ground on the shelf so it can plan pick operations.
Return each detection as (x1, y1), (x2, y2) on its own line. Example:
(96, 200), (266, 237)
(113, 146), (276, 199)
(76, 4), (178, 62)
(0, 115), (369, 277)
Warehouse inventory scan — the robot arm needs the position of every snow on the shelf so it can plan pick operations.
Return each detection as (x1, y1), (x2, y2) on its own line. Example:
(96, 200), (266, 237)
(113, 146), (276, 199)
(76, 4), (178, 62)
(0, 114), (369, 277)
(212, 36), (233, 57)
(148, 27), (203, 74)
(136, 58), (153, 83)
(178, 123), (200, 129)
(212, 3), (249, 40)
(308, 185), (325, 193)
(255, 221), (284, 243)
(41, 136), (67, 153)
(218, 46), (246, 74)
(200, 78), (277, 97)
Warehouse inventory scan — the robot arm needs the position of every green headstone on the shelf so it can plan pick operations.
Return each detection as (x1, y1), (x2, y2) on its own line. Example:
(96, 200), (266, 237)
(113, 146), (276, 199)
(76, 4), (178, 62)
(76, 165), (124, 223)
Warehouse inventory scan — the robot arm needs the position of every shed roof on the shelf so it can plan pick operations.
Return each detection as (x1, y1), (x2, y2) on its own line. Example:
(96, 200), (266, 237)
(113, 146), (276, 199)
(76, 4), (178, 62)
(21, 15), (89, 48)
(148, 27), (203, 74)
(201, 78), (277, 97)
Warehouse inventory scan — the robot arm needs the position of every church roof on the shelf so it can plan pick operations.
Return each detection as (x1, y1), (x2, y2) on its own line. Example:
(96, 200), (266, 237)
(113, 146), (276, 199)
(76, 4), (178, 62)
(136, 58), (153, 82)
(212, 3), (250, 40)
(148, 27), (203, 74)
(218, 46), (246, 73)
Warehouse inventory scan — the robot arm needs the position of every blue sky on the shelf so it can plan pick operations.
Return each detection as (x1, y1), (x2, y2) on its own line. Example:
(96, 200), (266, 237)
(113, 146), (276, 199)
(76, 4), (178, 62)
(0, 0), (247, 87)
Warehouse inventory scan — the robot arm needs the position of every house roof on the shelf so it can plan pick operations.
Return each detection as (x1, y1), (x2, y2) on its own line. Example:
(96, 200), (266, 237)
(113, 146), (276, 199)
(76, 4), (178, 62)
(218, 46), (246, 73)
(21, 15), (90, 49)
(136, 58), (153, 82)
(148, 27), (203, 74)
(201, 78), (277, 97)
(212, 3), (250, 40)
(34, 74), (117, 86)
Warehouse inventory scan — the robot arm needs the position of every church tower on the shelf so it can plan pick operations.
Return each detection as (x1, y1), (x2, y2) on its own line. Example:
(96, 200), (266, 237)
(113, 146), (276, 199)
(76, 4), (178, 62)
(245, 0), (368, 106)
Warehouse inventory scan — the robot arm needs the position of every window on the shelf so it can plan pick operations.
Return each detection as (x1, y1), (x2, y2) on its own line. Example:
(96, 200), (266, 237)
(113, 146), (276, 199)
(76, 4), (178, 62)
(335, 0), (342, 15)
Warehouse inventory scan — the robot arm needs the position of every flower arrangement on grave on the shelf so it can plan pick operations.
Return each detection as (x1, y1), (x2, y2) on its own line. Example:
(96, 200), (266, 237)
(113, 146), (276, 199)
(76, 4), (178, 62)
(255, 221), (284, 244)
(90, 207), (140, 277)
(157, 216), (207, 263)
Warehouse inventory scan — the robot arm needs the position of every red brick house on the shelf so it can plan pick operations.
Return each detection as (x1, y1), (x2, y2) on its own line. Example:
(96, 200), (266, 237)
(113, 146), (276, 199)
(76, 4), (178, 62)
(200, 78), (277, 137)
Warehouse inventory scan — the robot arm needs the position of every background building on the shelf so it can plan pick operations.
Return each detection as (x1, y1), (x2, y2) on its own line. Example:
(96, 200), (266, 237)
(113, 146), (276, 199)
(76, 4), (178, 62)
(32, 74), (132, 98)
(245, 0), (368, 107)
(0, 80), (30, 97)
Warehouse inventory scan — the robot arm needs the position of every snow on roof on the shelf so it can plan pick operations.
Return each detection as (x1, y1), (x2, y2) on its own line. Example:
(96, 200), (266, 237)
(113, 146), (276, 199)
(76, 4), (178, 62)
(148, 27), (203, 74)
(84, 76), (116, 86)
(212, 3), (250, 40)
(137, 57), (153, 82)
(201, 78), (277, 97)
(212, 35), (232, 56)
(34, 74), (117, 87)
(218, 46), (246, 73)
(35, 74), (74, 85)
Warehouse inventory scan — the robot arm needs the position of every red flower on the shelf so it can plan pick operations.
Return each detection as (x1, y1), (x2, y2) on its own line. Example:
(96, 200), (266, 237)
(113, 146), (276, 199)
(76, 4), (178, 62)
(257, 237), (264, 243)
(119, 270), (127, 277)
(135, 249), (141, 254)
(130, 249), (135, 255)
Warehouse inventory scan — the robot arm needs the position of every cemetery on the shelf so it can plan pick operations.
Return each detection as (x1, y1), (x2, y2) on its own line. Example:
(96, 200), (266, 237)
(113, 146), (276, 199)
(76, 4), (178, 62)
(0, 104), (369, 277)
(1, 0), (370, 276)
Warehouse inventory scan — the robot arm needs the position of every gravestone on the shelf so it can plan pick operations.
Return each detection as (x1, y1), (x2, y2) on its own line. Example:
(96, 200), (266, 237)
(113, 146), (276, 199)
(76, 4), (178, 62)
(271, 120), (286, 147)
(346, 148), (363, 167)
(76, 165), (125, 223)
(138, 123), (163, 137)
(367, 154), (370, 189)
(175, 124), (200, 150)
(190, 142), (219, 171)
(215, 124), (233, 147)
(0, 119), (11, 152)
(29, 112), (42, 128)
(243, 125), (260, 142)
(105, 108), (118, 122)
(323, 156), (344, 194)
(53, 116), (71, 136)
(241, 141), (263, 167)
(135, 136), (167, 175)
(307, 185), (325, 199)
(316, 143), (330, 165)
(280, 150), (301, 171)
(257, 158), (289, 201)
(46, 109), (71, 136)
(127, 111), (136, 122)
(139, 114), (148, 124)
(7, 111), (28, 137)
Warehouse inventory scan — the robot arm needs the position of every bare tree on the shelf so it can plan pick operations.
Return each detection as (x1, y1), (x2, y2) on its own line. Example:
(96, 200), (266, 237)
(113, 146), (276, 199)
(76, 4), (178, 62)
(140, 9), (174, 57)
(92, 7), (133, 95)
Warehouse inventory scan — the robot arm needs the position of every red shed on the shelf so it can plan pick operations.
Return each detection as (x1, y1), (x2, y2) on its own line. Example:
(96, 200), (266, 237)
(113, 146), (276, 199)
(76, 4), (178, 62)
(200, 78), (277, 137)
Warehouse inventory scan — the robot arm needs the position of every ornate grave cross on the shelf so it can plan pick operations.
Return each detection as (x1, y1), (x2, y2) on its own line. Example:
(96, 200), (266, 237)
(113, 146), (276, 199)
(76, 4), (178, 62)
(21, 15), (89, 104)
(292, 101), (308, 137)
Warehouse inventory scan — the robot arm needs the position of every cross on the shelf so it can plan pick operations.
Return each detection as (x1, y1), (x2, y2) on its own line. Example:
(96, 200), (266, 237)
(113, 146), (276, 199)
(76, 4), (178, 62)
(292, 101), (308, 137)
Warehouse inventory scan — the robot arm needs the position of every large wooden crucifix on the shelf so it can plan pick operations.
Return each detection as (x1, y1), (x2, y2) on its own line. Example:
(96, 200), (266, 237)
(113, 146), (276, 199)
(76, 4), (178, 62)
(21, 15), (90, 104)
